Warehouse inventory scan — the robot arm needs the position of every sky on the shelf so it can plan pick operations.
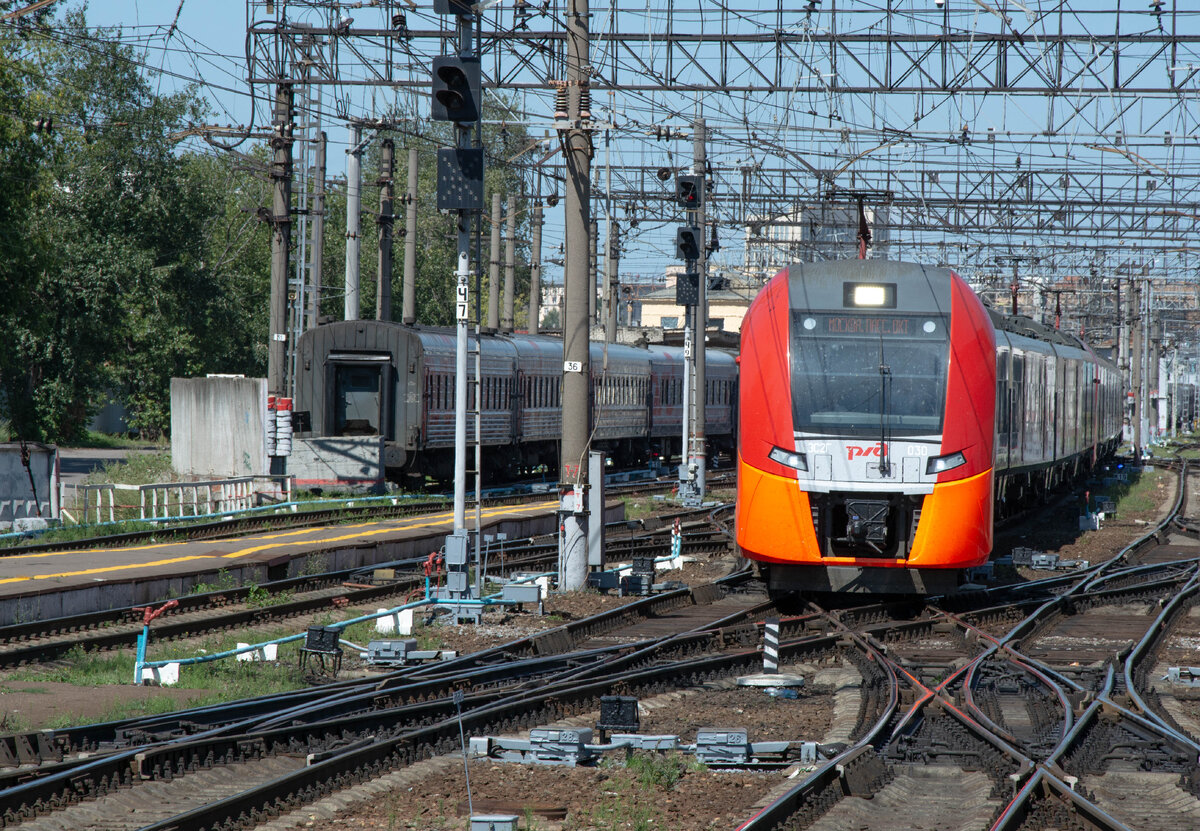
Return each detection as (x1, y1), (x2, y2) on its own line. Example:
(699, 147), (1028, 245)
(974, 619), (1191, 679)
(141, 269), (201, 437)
(44, 1), (1200, 298)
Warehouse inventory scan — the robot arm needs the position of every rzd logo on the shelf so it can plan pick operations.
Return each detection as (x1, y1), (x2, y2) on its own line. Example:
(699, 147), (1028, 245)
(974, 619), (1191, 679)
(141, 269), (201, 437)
(847, 443), (887, 460)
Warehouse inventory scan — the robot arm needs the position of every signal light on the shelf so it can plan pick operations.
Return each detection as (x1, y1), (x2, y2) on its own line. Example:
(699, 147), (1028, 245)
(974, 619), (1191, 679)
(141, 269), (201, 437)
(675, 271), (699, 306)
(433, 0), (474, 15)
(431, 56), (481, 123)
(675, 174), (702, 208)
(436, 147), (484, 211)
(675, 225), (701, 260)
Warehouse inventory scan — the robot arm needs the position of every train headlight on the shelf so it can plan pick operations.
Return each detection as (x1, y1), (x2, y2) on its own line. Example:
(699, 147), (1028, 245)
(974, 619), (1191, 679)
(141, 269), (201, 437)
(768, 446), (808, 472)
(925, 451), (967, 475)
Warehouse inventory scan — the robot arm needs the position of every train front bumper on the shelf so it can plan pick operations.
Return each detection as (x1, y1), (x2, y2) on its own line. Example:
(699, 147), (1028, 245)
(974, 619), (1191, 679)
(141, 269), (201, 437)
(736, 455), (992, 571)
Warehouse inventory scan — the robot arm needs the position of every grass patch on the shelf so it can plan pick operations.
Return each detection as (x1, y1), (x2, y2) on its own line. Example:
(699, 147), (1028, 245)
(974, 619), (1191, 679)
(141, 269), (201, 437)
(0, 520), (165, 550)
(622, 496), (662, 522)
(83, 451), (177, 487)
(43, 695), (186, 730)
(64, 431), (167, 450)
(0, 712), (31, 734)
(568, 752), (704, 830)
(1094, 467), (1169, 517)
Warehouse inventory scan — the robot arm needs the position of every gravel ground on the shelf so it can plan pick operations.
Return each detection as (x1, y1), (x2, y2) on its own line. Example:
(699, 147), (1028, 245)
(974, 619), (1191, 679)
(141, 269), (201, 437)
(283, 670), (839, 831)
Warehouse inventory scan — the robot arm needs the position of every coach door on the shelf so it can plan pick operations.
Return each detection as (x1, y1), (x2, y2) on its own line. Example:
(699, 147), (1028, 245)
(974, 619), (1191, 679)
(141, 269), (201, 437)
(330, 355), (389, 437)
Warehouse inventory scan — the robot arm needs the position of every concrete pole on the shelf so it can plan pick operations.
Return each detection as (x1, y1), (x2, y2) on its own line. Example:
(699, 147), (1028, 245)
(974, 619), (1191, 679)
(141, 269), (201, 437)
(1117, 279), (1127, 390)
(401, 146), (418, 324)
(503, 195), (515, 332)
(559, 0), (591, 591)
(1142, 283), (1153, 445)
(530, 202), (543, 334)
(376, 138), (395, 322)
(344, 122), (362, 320)
(588, 218), (598, 325)
(691, 114), (708, 498)
(1132, 281), (1143, 456)
(268, 83), (293, 397)
(1150, 321), (1162, 438)
(306, 131), (326, 330)
(1171, 347), (1179, 439)
(488, 191), (502, 330)
(605, 222), (618, 342)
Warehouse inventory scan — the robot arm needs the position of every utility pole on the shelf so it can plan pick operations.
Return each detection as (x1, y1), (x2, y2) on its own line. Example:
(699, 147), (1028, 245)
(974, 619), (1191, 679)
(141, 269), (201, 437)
(268, 83), (293, 399)
(344, 122), (362, 321)
(530, 199), (543, 334)
(376, 138), (395, 321)
(503, 196), (515, 332)
(690, 114), (708, 500)
(488, 191), (502, 330)
(1142, 282), (1153, 447)
(1150, 320), (1162, 440)
(431, 0), (484, 615)
(1132, 280), (1143, 457)
(1171, 346), (1179, 439)
(588, 218), (598, 325)
(1010, 259), (1019, 316)
(306, 130), (326, 330)
(559, 0), (592, 591)
(402, 146), (418, 325)
(604, 222), (619, 342)
(603, 123), (618, 344)
(673, 124), (704, 505)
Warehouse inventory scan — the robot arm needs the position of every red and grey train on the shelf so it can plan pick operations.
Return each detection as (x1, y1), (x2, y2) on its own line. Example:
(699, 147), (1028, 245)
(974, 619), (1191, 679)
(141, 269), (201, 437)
(736, 260), (1122, 595)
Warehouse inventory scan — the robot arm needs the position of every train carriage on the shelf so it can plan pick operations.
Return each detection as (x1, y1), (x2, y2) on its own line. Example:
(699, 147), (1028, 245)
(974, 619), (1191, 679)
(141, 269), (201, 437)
(295, 320), (737, 484)
(736, 260), (1121, 596)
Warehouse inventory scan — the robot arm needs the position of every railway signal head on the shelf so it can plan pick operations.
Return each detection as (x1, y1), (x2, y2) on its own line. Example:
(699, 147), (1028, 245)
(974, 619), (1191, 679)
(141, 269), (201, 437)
(676, 225), (702, 261)
(433, 0), (474, 16)
(675, 174), (702, 208)
(431, 56), (481, 123)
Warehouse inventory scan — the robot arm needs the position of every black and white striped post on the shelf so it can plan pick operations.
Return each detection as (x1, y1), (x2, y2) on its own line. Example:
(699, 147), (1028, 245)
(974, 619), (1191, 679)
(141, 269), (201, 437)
(763, 617), (780, 674)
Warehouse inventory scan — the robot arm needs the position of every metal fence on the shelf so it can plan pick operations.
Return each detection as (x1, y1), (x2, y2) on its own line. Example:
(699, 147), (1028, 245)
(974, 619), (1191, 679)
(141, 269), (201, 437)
(67, 476), (293, 524)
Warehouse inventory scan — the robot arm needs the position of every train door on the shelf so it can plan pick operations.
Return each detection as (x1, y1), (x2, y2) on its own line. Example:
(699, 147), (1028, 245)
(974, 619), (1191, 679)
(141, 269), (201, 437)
(330, 358), (388, 436)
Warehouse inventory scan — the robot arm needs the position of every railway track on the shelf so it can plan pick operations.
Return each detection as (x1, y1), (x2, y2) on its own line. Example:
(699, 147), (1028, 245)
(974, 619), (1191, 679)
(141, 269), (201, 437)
(0, 463), (1194, 829)
(0, 515), (731, 668)
(4, 469), (734, 557)
(737, 458), (1200, 831)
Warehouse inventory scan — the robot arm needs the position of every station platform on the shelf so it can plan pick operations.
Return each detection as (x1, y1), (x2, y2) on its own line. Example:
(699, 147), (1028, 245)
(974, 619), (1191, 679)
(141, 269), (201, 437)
(0, 499), (581, 626)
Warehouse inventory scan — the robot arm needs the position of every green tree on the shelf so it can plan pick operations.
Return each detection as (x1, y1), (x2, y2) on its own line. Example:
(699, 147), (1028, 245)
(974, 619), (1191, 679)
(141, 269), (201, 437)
(1, 10), (266, 440)
(0, 3), (53, 439)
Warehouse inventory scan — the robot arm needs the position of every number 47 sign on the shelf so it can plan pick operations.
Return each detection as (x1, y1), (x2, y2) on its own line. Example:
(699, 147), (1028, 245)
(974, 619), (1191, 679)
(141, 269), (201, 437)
(455, 283), (468, 321)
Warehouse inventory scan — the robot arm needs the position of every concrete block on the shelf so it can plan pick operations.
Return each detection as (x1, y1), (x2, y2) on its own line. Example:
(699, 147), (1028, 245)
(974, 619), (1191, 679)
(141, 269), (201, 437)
(288, 436), (385, 492)
(140, 663), (180, 686)
(0, 442), (58, 523)
(374, 608), (413, 636)
(235, 642), (278, 662)
(171, 377), (267, 477)
(12, 517), (48, 533)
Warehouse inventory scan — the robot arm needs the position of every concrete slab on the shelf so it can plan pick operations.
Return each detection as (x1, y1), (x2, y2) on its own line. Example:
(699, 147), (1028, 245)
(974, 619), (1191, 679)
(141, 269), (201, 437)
(0, 498), (603, 625)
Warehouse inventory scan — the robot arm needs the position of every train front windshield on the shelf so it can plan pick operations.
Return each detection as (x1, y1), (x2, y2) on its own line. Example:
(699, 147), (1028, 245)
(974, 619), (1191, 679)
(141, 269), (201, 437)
(790, 312), (949, 437)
